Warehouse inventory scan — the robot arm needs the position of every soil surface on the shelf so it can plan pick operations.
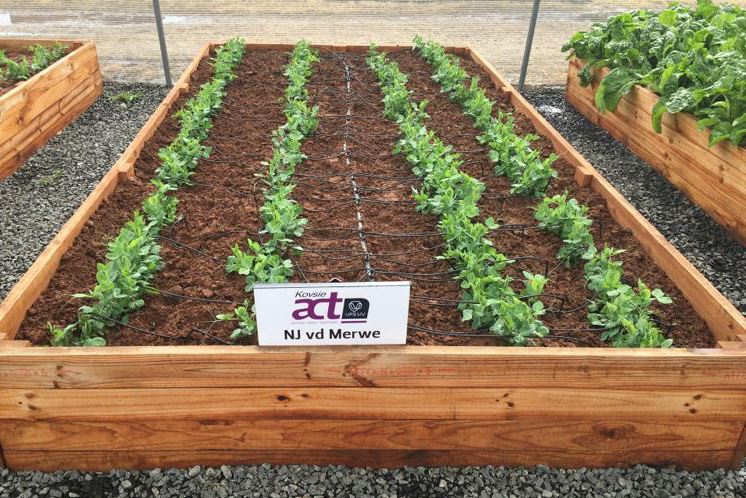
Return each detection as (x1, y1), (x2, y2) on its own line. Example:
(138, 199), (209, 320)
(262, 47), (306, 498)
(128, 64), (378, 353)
(16, 48), (714, 348)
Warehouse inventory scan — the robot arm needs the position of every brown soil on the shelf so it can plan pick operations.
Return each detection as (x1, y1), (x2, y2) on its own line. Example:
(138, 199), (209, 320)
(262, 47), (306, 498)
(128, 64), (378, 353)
(16, 48), (715, 348)
(0, 46), (73, 95)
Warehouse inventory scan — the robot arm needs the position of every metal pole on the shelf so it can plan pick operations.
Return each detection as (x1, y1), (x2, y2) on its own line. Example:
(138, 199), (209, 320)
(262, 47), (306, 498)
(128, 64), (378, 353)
(517, 0), (541, 92)
(152, 0), (172, 86)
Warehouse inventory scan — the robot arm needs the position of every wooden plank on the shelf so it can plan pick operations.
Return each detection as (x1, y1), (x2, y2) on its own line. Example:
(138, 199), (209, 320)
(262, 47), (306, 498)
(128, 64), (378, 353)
(2, 387), (743, 421)
(0, 45), (207, 339)
(568, 58), (745, 167)
(0, 72), (102, 176)
(568, 72), (746, 191)
(730, 422), (746, 468)
(1, 418), (738, 452)
(566, 75), (746, 233)
(461, 48), (746, 342)
(0, 42), (101, 181)
(566, 59), (746, 244)
(3, 448), (734, 471)
(567, 85), (746, 236)
(0, 341), (29, 350)
(717, 341), (746, 350)
(0, 43), (98, 142)
(2, 346), (746, 389)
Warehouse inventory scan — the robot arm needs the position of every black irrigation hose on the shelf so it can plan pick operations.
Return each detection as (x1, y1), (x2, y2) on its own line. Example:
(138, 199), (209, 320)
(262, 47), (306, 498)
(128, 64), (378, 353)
(155, 236), (223, 263)
(188, 328), (232, 345)
(153, 288), (239, 306)
(87, 313), (181, 341)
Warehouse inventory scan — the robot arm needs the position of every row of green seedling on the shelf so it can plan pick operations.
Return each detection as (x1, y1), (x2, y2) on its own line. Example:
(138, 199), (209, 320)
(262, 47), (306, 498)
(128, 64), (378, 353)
(413, 36), (558, 198)
(367, 45), (548, 345)
(415, 36), (673, 348)
(216, 41), (320, 340)
(535, 194), (673, 348)
(47, 38), (246, 346)
(0, 44), (68, 82)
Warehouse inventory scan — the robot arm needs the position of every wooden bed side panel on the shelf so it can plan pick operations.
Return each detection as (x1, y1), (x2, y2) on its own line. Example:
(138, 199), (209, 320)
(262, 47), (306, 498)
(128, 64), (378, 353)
(565, 59), (746, 245)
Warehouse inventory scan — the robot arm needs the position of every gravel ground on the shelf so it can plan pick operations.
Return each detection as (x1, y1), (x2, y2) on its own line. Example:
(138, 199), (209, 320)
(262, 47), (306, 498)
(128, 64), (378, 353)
(0, 82), (168, 301)
(522, 85), (746, 316)
(1, 463), (746, 498)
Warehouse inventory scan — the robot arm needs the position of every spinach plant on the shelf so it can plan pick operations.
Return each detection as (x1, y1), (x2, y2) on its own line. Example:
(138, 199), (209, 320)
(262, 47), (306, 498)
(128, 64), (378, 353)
(563, 0), (746, 147)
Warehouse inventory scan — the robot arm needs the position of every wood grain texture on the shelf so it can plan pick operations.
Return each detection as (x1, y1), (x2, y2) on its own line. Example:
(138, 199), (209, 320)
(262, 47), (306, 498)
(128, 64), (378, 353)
(1, 387), (742, 421)
(3, 449), (734, 472)
(1, 418), (739, 452)
(2, 346), (746, 389)
(0, 41), (101, 181)
(466, 48), (746, 342)
(566, 59), (746, 245)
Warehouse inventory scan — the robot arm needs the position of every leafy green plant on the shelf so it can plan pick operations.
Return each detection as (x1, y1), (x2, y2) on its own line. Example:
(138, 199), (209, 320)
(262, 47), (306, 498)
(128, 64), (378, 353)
(414, 36), (558, 197)
(0, 44), (67, 82)
(226, 239), (294, 291)
(216, 300), (257, 340)
(0, 49), (30, 81)
(109, 91), (143, 109)
(534, 193), (594, 267)
(369, 44), (549, 345)
(583, 245), (673, 348)
(46, 38), (246, 347)
(220, 40), (319, 340)
(562, 0), (746, 146)
(29, 44), (67, 71)
(520, 271), (548, 303)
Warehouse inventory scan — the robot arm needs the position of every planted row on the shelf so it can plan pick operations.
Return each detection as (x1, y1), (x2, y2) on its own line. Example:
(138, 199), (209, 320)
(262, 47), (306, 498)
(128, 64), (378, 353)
(535, 194), (673, 348)
(413, 35), (557, 198)
(47, 38), (246, 346)
(217, 41), (319, 340)
(368, 45), (548, 345)
(0, 44), (68, 83)
(415, 36), (674, 348)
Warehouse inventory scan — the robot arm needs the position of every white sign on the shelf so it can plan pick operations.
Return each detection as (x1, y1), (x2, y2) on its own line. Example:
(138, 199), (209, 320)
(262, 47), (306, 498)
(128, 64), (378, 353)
(254, 281), (410, 346)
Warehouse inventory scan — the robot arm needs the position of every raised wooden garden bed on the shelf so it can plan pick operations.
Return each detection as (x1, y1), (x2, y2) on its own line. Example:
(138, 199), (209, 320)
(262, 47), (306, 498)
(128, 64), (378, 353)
(565, 58), (746, 245)
(0, 43), (745, 472)
(0, 38), (101, 181)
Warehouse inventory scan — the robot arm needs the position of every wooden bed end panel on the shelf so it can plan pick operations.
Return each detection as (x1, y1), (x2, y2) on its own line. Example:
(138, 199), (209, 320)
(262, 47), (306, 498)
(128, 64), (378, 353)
(0, 41), (102, 181)
(1, 345), (746, 471)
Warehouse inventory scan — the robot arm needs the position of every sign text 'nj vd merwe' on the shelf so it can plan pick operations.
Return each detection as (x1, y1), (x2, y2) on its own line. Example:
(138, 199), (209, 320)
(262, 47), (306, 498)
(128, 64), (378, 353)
(254, 282), (410, 346)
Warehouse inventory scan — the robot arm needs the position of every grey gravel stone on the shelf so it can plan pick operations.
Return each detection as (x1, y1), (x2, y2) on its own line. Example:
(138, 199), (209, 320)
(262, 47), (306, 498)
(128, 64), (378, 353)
(522, 85), (746, 317)
(4, 463), (740, 498)
(0, 82), (168, 301)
